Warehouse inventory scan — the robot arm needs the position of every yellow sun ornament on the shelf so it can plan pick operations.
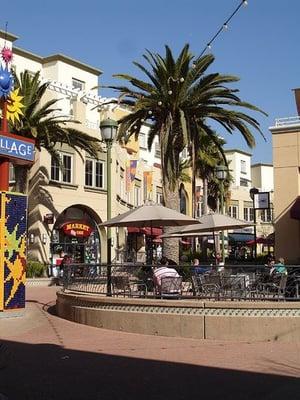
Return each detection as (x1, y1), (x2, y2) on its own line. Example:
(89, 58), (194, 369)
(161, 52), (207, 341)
(7, 88), (24, 123)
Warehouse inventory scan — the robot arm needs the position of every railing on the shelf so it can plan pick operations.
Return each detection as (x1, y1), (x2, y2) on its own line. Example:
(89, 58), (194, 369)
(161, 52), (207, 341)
(59, 263), (300, 301)
(275, 116), (300, 127)
(84, 119), (100, 130)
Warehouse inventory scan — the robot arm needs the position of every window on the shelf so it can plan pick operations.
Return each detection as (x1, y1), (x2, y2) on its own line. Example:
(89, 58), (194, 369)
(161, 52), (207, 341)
(240, 178), (248, 187)
(139, 133), (147, 149)
(154, 143), (161, 158)
(51, 153), (73, 183)
(72, 78), (85, 91)
(228, 205), (238, 219)
(134, 185), (140, 206)
(244, 207), (254, 221)
(9, 163), (15, 183)
(156, 188), (163, 205)
(85, 159), (104, 188)
(261, 208), (273, 222)
(120, 169), (125, 199)
(240, 160), (246, 174)
(196, 200), (204, 218)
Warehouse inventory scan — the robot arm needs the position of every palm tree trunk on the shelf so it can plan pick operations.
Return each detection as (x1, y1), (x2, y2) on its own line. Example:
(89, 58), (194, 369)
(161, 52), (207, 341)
(203, 177), (208, 215)
(192, 142), (196, 218)
(162, 183), (180, 264)
(14, 165), (30, 194)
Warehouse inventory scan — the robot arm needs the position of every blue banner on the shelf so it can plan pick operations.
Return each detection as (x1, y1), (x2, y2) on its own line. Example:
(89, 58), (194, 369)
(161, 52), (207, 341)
(0, 134), (34, 162)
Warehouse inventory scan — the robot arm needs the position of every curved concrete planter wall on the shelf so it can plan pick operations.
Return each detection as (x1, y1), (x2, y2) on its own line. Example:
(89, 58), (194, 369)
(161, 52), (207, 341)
(57, 291), (300, 342)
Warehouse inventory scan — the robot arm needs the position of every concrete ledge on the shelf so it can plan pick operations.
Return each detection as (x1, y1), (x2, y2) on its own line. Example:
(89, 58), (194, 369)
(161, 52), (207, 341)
(26, 278), (53, 286)
(56, 291), (300, 342)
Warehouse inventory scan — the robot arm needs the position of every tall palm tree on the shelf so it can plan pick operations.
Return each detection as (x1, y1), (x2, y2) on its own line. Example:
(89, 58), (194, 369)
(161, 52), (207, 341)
(194, 131), (228, 214)
(207, 165), (233, 212)
(107, 44), (266, 261)
(8, 70), (101, 193)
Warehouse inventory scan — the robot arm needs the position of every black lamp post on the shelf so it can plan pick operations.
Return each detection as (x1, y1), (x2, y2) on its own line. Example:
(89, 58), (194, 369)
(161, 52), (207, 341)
(249, 187), (259, 261)
(100, 118), (118, 296)
(216, 165), (227, 264)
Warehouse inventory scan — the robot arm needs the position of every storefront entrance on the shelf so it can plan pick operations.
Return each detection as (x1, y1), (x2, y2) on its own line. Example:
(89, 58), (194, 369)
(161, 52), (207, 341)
(51, 206), (101, 266)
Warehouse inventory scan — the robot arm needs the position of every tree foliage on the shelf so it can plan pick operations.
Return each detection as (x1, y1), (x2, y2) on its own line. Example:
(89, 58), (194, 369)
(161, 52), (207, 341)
(106, 44), (266, 193)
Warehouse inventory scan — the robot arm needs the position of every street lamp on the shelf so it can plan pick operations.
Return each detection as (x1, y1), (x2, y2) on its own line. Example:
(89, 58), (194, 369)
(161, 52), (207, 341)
(100, 118), (118, 296)
(216, 165), (227, 264)
(249, 187), (259, 260)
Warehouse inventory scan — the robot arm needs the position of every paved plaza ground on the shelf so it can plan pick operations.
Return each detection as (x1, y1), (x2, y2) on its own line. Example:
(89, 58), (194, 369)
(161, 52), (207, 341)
(0, 287), (300, 400)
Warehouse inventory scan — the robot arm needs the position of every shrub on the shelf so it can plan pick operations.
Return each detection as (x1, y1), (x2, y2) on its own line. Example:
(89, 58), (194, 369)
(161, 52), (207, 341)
(26, 261), (46, 278)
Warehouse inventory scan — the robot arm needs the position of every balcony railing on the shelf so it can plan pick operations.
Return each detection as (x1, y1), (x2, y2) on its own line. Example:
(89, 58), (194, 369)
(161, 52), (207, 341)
(275, 116), (300, 127)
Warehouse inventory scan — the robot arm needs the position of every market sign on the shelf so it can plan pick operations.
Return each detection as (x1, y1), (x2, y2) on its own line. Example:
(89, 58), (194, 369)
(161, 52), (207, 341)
(62, 222), (93, 237)
(0, 133), (35, 164)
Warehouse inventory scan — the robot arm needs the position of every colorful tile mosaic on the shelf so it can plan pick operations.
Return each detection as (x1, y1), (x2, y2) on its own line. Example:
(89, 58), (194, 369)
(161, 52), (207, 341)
(0, 192), (27, 311)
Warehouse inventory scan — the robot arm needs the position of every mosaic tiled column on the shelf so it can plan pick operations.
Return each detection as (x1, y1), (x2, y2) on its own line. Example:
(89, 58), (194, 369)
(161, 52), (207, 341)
(0, 192), (27, 312)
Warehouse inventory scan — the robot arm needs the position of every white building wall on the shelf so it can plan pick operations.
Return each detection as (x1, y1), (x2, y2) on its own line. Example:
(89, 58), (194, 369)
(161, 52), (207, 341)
(251, 164), (274, 192)
(225, 150), (252, 189)
(13, 53), (42, 75)
(138, 124), (161, 166)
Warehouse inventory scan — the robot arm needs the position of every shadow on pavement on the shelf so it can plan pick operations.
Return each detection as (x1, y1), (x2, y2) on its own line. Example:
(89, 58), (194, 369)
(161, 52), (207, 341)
(0, 339), (299, 400)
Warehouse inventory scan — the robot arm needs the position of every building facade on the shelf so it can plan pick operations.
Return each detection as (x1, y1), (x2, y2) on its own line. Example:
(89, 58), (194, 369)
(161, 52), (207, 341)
(2, 30), (169, 265)
(220, 150), (273, 241)
(270, 88), (300, 263)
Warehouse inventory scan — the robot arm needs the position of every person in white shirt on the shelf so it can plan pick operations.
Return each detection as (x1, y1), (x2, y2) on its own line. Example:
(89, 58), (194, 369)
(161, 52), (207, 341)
(153, 257), (180, 287)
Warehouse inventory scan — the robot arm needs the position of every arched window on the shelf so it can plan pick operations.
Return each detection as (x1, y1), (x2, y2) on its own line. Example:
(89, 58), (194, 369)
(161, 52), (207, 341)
(179, 184), (188, 215)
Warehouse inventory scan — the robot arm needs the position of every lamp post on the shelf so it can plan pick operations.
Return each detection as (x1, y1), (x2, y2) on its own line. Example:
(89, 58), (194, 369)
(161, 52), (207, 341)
(249, 187), (259, 261)
(216, 165), (227, 264)
(100, 118), (118, 296)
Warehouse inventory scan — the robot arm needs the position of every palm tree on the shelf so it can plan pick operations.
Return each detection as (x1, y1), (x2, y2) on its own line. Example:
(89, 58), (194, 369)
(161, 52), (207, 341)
(194, 131), (228, 214)
(207, 165), (233, 212)
(8, 70), (101, 193)
(107, 44), (266, 261)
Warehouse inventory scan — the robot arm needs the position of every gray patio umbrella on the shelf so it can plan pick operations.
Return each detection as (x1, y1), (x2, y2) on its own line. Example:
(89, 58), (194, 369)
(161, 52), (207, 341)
(171, 213), (254, 235)
(99, 202), (199, 228)
(160, 231), (213, 238)
(99, 202), (199, 263)
(170, 213), (254, 264)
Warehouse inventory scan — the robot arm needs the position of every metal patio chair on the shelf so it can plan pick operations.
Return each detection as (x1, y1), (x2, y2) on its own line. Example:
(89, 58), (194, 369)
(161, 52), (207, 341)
(111, 275), (147, 297)
(156, 276), (183, 299)
(258, 273), (288, 300)
(191, 274), (221, 299)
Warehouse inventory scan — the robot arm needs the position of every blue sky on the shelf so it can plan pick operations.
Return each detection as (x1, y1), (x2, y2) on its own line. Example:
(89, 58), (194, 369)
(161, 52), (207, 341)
(4, 0), (300, 163)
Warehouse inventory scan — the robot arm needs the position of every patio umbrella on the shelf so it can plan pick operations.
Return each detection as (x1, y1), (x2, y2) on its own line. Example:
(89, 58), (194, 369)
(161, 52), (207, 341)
(99, 202), (199, 228)
(171, 213), (254, 235)
(99, 202), (199, 263)
(160, 231), (213, 238)
(170, 213), (254, 264)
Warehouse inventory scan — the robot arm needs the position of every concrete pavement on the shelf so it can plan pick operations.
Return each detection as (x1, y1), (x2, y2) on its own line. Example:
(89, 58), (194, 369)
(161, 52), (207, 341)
(0, 286), (299, 399)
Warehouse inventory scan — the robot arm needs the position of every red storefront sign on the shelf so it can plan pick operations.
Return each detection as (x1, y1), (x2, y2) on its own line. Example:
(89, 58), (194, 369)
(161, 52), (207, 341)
(61, 221), (93, 237)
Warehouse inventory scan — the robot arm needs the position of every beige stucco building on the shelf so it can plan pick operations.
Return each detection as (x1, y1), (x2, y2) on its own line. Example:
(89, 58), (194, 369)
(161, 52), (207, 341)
(2, 30), (170, 265)
(270, 89), (300, 263)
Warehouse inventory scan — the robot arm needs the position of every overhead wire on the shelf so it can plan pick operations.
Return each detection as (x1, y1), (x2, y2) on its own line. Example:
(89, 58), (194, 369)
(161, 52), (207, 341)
(199, 0), (248, 57)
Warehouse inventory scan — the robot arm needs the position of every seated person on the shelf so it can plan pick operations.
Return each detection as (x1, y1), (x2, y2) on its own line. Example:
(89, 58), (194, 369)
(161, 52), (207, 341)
(193, 258), (210, 275)
(153, 257), (180, 288)
(273, 257), (287, 275)
(167, 258), (178, 267)
(265, 257), (275, 275)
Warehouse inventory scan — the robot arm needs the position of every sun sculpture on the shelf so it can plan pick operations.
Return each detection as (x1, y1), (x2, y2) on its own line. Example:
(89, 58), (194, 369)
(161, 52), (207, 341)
(7, 88), (24, 123)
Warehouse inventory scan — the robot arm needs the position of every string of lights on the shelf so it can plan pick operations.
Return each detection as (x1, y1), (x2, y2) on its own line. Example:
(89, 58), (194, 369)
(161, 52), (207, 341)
(199, 0), (248, 57)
